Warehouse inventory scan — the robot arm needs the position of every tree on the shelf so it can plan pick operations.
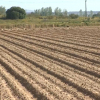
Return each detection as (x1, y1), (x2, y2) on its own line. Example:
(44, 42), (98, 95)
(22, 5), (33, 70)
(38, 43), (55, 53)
(11, 11), (19, 19)
(0, 6), (6, 15)
(89, 10), (93, 17)
(34, 9), (41, 15)
(79, 9), (83, 17)
(48, 7), (52, 16)
(6, 6), (26, 19)
(34, 7), (53, 16)
(54, 7), (62, 16)
(63, 9), (67, 17)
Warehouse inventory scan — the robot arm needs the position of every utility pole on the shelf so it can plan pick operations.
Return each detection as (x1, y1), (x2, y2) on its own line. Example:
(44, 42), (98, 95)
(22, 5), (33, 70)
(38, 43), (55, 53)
(85, 0), (87, 17)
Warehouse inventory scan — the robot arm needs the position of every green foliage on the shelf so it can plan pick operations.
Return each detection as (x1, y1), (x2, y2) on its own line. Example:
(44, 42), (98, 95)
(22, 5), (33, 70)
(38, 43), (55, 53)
(33, 7), (67, 17)
(79, 9), (83, 17)
(34, 7), (52, 16)
(89, 10), (93, 18)
(92, 12), (100, 18)
(54, 7), (62, 16)
(0, 6), (6, 15)
(6, 6), (26, 19)
(11, 11), (19, 19)
(62, 9), (67, 17)
(1, 10), (100, 28)
(69, 14), (79, 19)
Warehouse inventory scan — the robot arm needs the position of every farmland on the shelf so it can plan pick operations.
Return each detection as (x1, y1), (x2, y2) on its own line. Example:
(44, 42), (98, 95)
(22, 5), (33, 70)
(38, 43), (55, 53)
(0, 26), (100, 100)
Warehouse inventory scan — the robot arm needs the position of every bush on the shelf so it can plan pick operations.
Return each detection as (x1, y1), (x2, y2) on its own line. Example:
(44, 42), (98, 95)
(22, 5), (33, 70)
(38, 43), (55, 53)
(69, 14), (79, 19)
(6, 7), (26, 19)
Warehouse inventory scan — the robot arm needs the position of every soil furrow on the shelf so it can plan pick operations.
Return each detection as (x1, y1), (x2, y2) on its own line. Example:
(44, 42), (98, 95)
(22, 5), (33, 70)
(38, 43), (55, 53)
(1, 32), (100, 55)
(1, 33), (100, 65)
(0, 56), (56, 100)
(0, 46), (96, 100)
(2, 30), (100, 49)
(0, 75), (16, 100)
(2, 29), (100, 49)
(2, 32), (100, 65)
(0, 43), (100, 100)
(0, 49), (76, 100)
(0, 65), (36, 100)
(1, 27), (100, 100)
(0, 36), (100, 79)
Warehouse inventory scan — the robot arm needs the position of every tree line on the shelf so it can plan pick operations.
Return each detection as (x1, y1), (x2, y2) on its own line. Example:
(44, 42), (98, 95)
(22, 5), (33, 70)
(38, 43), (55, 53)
(0, 6), (100, 19)
(79, 9), (93, 17)
(32, 7), (100, 19)
(32, 7), (68, 17)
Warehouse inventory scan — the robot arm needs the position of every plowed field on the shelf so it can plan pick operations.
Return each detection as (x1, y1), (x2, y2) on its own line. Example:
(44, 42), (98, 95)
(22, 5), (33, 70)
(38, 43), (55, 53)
(0, 27), (100, 100)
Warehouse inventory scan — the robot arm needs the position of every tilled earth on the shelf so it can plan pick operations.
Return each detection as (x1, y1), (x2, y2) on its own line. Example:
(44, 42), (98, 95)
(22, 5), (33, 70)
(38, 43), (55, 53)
(0, 26), (100, 100)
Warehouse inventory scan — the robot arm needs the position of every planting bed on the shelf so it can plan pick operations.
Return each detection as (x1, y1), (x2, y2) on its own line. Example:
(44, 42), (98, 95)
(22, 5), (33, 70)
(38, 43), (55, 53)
(0, 27), (100, 100)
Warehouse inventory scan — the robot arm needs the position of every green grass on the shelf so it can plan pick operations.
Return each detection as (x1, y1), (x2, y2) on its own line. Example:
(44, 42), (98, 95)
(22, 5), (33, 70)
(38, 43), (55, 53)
(0, 15), (100, 29)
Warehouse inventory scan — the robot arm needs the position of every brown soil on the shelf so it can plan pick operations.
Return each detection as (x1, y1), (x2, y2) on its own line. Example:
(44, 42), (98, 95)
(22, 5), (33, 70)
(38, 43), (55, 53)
(0, 26), (100, 100)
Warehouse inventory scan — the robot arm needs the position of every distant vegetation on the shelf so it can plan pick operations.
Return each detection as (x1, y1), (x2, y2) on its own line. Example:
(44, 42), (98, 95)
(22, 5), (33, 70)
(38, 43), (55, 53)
(31, 7), (99, 18)
(0, 6), (6, 15)
(69, 14), (79, 19)
(32, 7), (68, 17)
(6, 7), (26, 19)
(0, 6), (100, 29)
(0, 6), (6, 18)
(92, 12), (100, 18)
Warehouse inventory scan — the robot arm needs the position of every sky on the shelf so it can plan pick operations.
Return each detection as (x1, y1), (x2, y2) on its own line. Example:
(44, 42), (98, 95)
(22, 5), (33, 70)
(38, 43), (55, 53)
(0, 0), (100, 12)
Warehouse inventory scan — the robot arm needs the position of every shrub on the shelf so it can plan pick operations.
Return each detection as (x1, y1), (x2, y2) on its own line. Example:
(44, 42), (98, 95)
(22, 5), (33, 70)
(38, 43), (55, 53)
(69, 14), (79, 19)
(6, 7), (26, 19)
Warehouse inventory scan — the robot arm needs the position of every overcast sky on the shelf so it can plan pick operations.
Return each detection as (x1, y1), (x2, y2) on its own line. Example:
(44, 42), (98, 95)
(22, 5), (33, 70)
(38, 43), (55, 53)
(0, 0), (99, 11)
